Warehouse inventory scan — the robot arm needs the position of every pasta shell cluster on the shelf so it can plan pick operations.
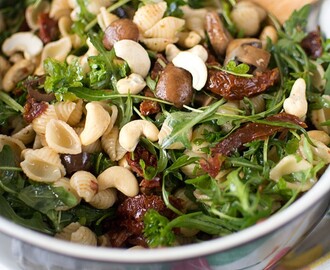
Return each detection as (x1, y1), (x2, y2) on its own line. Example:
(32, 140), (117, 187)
(49, 0), (72, 20)
(133, 1), (167, 33)
(0, 134), (26, 163)
(12, 124), (36, 145)
(89, 188), (117, 209)
(20, 147), (66, 182)
(32, 104), (58, 136)
(101, 126), (127, 161)
(45, 119), (82, 154)
(69, 171), (98, 202)
(55, 222), (97, 246)
(133, 1), (185, 51)
(75, 127), (102, 153)
(54, 99), (83, 126)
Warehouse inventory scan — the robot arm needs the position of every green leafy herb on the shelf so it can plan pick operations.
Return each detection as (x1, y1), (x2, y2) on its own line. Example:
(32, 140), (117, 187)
(143, 209), (175, 247)
(282, 4), (310, 42)
(44, 58), (84, 101)
(209, 61), (252, 78)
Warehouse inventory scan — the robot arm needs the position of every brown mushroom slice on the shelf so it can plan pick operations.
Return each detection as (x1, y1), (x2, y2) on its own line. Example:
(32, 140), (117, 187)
(103, 18), (139, 50)
(205, 11), (232, 57)
(224, 38), (271, 72)
(155, 63), (193, 108)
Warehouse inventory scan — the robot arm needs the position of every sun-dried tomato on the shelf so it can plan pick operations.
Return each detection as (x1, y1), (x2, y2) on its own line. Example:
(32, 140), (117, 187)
(23, 97), (48, 123)
(202, 113), (307, 177)
(114, 194), (168, 245)
(125, 144), (162, 194)
(125, 144), (158, 177)
(38, 13), (59, 44)
(206, 68), (280, 100)
(301, 30), (323, 60)
(140, 100), (160, 116)
(106, 194), (182, 247)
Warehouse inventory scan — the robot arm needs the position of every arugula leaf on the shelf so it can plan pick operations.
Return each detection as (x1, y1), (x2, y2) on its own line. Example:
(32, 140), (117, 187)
(44, 58), (84, 101)
(0, 100), (19, 127)
(143, 209), (237, 247)
(226, 169), (252, 215)
(186, 175), (222, 206)
(18, 184), (78, 214)
(160, 100), (223, 149)
(0, 195), (54, 235)
(0, 145), (25, 194)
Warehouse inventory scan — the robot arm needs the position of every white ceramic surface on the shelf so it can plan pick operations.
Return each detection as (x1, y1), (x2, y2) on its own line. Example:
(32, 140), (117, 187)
(0, 1), (329, 270)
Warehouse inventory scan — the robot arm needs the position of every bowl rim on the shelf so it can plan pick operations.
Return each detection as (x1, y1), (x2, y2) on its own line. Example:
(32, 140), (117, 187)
(0, 166), (329, 263)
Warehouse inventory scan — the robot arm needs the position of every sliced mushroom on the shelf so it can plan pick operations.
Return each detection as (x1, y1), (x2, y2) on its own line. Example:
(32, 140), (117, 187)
(155, 63), (193, 108)
(103, 18), (139, 50)
(224, 38), (271, 72)
(205, 11), (232, 57)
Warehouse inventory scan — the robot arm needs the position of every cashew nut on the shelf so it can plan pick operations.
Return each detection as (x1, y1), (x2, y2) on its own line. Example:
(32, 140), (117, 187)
(283, 78), (308, 119)
(2, 32), (43, 60)
(80, 101), (111, 146)
(172, 51), (207, 90)
(166, 44), (208, 63)
(97, 166), (139, 197)
(2, 59), (35, 92)
(269, 154), (312, 181)
(119, 120), (159, 152)
(113, 39), (151, 78)
(116, 73), (146, 94)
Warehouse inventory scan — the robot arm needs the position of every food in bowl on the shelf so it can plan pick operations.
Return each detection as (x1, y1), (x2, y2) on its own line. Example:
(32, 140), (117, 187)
(0, 0), (329, 250)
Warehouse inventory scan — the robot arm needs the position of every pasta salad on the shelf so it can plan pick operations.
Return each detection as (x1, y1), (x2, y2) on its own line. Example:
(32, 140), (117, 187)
(0, 0), (330, 248)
